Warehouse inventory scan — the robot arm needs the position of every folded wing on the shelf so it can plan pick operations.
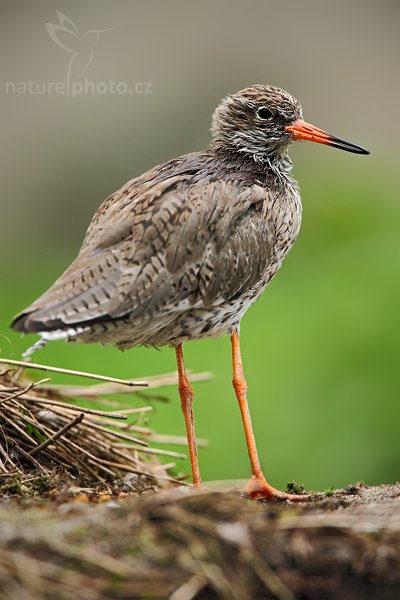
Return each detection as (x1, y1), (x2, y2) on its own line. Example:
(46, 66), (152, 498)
(12, 154), (274, 335)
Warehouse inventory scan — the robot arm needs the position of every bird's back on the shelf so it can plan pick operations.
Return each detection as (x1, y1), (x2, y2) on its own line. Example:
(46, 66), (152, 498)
(12, 151), (301, 348)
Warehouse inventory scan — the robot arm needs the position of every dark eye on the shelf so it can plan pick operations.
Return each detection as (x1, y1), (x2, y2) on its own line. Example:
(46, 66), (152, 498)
(256, 106), (273, 120)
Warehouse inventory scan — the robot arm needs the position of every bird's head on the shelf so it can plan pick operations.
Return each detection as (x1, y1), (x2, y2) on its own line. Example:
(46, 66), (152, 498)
(211, 85), (369, 164)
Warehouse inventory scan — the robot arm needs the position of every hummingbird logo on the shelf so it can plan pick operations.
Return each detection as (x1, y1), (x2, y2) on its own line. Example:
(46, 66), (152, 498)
(46, 12), (119, 97)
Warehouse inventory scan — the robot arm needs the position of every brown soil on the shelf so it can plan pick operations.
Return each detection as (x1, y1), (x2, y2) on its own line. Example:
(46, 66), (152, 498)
(0, 481), (399, 600)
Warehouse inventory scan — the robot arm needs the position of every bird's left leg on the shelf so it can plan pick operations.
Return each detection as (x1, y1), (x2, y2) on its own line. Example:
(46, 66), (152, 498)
(230, 328), (308, 502)
(175, 343), (202, 486)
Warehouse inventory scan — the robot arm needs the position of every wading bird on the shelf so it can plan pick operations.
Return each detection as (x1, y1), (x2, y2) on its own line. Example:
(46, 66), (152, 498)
(12, 85), (369, 500)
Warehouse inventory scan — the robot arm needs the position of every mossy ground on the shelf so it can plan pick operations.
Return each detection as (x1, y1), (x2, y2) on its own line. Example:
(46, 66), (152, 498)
(1, 482), (399, 599)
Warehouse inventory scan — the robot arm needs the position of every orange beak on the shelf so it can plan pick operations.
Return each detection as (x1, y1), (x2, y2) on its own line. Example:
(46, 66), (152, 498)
(285, 119), (369, 155)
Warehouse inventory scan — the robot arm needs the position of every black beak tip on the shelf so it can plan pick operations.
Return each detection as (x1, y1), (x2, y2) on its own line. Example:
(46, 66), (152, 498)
(329, 134), (371, 155)
(353, 144), (370, 155)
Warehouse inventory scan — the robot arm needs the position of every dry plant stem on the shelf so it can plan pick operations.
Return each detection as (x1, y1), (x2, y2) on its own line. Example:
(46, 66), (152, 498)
(22, 394), (127, 420)
(0, 363), (191, 486)
(12, 444), (50, 473)
(56, 426), (162, 479)
(81, 427), (185, 461)
(1, 411), (77, 468)
(83, 416), (151, 432)
(110, 406), (154, 415)
(0, 379), (50, 404)
(149, 433), (208, 447)
(40, 371), (212, 397)
(7, 410), (97, 474)
(170, 574), (209, 600)
(112, 443), (186, 459)
(20, 396), (177, 468)
(29, 413), (84, 457)
(0, 359), (148, 387)
(0, 438), (22, 472)
(80, 420), (148, 446)
(5, 406), (111, 479)
(250, 554), (297, 600)
(1, 411), (39, 446)
(146, 371), (212, 386)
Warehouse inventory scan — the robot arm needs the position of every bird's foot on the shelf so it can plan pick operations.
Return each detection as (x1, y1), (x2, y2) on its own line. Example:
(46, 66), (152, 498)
(245, 475), (310, 502)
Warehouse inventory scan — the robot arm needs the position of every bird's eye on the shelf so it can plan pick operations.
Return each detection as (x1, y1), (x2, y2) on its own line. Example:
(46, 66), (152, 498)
(256, 107), (273, 120)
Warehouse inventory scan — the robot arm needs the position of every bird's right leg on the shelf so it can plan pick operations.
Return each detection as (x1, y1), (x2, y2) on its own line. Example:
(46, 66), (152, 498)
(175, 344), (202, 486)
(230, 329), (308, 502)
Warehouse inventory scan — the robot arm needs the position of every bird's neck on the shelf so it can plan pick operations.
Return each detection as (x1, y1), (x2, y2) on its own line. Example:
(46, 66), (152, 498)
(261, 153), (293, 177)
(212, 147), (293, 180)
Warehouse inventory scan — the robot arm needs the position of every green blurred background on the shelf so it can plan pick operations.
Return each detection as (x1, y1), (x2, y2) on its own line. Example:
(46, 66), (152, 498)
(1, 1), (399, 491)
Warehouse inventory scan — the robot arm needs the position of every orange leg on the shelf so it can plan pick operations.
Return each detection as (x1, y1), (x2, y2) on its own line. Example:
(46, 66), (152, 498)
(175, 344), (202, 486)
(230, 330), (308, 502)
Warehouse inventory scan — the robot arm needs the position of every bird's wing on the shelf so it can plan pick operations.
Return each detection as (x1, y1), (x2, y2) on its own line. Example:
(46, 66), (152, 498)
(12, 155), (275, 333)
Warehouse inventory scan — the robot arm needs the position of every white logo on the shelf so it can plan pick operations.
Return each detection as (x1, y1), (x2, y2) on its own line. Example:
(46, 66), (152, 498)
(4, 13), (152, 99)
(46, 11), (119, 97)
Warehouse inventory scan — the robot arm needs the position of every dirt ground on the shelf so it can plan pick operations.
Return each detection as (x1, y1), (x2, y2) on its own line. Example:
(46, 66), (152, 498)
(0, 480), (399, 600)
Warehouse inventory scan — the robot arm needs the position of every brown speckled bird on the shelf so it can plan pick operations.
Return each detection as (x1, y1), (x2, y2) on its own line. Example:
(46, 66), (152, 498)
(12, 85), (369, 501)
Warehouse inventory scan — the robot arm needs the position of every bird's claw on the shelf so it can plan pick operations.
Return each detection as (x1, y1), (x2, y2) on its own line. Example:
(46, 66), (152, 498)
(245, 475), (310, 502)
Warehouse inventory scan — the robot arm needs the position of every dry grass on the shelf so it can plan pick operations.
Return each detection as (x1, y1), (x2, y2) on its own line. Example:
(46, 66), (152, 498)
(0, 358), (210, 493)
(0, 485), (399, 599)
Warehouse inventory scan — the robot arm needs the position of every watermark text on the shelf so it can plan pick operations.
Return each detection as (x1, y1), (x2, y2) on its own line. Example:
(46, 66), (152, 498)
(5, 79), (153, 98)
